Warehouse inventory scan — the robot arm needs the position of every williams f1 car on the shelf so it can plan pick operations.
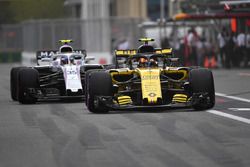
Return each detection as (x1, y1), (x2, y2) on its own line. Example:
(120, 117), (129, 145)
(85, 38), (215, 113)
(10, 40), (103, 104)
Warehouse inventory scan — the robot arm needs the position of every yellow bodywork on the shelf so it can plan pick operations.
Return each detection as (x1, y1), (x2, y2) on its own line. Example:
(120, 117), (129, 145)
(172, 94), (188, 103)
(111, 41), (190, 106)
(155, 48), (172, 54)
(115, 50), (137, 56)
(137, 68), (162, 104)
(117, 96), (132, 105)
(139, 38), (155, 42)
(110, 67), (189, 105)
(59, 39), (73, 44)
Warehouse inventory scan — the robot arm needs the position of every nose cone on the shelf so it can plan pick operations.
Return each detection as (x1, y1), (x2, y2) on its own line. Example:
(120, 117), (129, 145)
(138, 68), (162, 104)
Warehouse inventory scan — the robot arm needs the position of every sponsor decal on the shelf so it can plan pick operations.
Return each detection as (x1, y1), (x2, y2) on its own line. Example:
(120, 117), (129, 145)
(40, 51), (56, 58)
(37, 50), (85, 59)
(67, 70), (77, 75)
(141, 75), (159, 80)
(144, 85), (157, 92)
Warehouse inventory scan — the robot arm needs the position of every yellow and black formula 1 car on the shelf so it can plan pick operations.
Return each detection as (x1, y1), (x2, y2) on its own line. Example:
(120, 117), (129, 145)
(85, 38), (215, 113)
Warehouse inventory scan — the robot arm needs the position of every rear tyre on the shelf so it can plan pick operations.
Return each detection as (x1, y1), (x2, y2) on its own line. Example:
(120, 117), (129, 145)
(10, 67), (25, 101)
(17, 68), (39, 104)
(189, 68), (215, 110)
(86, 71), (113, 113)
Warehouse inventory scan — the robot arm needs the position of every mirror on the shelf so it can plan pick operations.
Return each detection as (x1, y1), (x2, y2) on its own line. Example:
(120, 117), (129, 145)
(85, 57), (95, 61)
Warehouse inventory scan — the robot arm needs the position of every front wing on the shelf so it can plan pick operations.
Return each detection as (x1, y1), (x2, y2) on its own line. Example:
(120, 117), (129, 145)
(94, 93), (210, 111)
(25, 88), (84, 101)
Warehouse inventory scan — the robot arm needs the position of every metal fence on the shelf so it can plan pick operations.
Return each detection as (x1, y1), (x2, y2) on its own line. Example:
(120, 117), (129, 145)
(0, 24), (23, 52)
(0, 18), (144, 53)
(140, 20), (220, 48)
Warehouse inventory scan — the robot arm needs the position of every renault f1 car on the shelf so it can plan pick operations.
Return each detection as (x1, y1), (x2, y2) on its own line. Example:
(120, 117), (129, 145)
(10, 40), (103, 104)
(85, 38), (215, 113)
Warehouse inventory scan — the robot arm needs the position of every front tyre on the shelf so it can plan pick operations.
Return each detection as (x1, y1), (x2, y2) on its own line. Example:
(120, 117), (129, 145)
(17, 68), (39, 104)
(10, 67), (25, 101)
(189, 68), (215, 110)
(86, 71), (113, 113)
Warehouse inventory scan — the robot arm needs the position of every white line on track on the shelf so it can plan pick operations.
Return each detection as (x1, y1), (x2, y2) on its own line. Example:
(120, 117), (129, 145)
(215, 92), (250, 103)
(229, 108), (250, 111)
(207, 110), (250, 125)
(238, 72), (250, 77)
(205, 92), (250, 125)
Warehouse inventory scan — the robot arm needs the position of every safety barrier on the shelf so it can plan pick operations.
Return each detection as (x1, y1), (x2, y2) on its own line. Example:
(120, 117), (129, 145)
(0, 52), (21, 63)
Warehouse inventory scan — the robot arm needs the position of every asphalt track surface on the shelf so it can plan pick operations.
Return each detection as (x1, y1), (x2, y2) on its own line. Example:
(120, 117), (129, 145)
(1, 64), (250, 167)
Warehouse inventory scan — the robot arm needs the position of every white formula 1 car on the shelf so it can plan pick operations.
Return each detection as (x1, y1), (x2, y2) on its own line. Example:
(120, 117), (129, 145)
(10, 40), (103, 104)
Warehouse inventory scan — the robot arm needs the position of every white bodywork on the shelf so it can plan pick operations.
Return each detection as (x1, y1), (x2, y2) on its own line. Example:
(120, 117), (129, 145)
(42, 52), (87, 93)
(53, 53), (84, 93)
(61, 65), (82, 92)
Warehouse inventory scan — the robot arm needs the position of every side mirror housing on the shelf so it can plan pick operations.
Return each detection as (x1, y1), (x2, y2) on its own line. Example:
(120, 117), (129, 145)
(85, 56), (95, 62)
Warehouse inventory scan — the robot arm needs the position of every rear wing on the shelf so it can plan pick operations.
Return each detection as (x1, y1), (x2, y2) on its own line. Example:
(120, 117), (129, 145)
(115, 50), (137, 56)
(114, 50), (136, 68)
(115, 48), (173, 57)
(114, 48), (173, 68)
(36, 49), (86, 65)
(155, 48), (173, 55)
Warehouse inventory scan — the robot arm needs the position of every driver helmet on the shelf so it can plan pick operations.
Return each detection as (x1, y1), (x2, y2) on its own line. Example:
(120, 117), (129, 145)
(69, 56), (75, 64)
(138, 57), (148, 67)
(61, 56), (68, 65)
(149, 58), (158, 67)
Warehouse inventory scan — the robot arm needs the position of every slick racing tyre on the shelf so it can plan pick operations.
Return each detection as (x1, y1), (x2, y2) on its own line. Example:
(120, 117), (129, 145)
(189, 68), (215, 110)
(86, 71), (113, 113)
(85, 69), (106, 106)
(84, 70), (93, 106)
(10, 67), (25, 101)
(17, 68), (39, 104)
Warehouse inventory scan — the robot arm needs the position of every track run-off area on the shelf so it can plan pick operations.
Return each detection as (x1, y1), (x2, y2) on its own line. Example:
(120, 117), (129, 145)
(1, 64), (250, 167)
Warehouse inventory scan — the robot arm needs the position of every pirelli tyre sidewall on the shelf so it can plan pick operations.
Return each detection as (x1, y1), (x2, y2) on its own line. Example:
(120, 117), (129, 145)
(86, 71), (113, 113)
(10, 66), (25, 101)
(84, 70), (93, 106)
(189, 68), (215, 110)
(85, 69), (106, 106)
(17, 68), (39, 104)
